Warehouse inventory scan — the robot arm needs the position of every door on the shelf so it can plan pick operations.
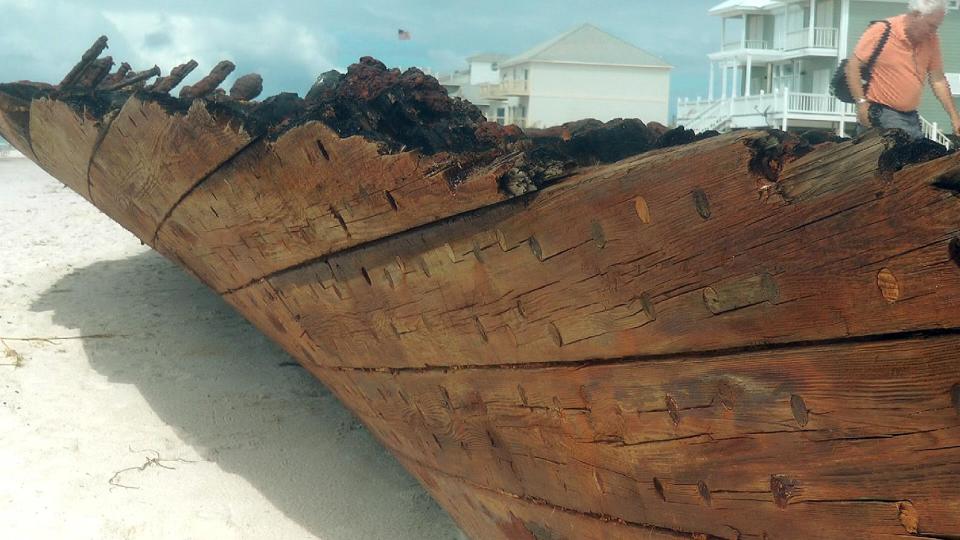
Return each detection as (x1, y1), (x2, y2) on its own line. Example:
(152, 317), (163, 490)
(812, 68), (831, 95)
(815, 0), (835, 47)
(774, 10), (786, 49)
(747, 14), (765, 47)
(816, 0), (834, 28)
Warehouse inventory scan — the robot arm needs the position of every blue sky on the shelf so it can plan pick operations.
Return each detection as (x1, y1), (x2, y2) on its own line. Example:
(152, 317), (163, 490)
(0, 0), (721, 116)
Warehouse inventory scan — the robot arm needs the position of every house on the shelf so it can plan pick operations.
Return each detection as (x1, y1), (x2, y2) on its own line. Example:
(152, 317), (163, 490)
(676, 0), (960, 146)
(440, 24), (672, 129)
(436, 53), (507, 123)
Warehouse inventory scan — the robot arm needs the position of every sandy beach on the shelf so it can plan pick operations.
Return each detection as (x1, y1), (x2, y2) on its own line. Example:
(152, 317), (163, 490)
(0, 155), (463, 539)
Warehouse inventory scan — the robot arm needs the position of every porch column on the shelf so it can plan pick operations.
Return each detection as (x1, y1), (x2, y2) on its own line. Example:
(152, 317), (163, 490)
(767, 63), (773, 93)
(709, 62), (715, 101)
(745, 55), (753, 96)
(782, 87), (790, 131)
(730, 60), (740, 97)
(837, 0), (851, 137)
(808, 0), (817, 48)
(838, 0), (851, 59)
(721, 63), (729, 99)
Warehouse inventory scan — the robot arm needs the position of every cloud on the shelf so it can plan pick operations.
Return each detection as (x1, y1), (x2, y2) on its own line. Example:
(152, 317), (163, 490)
(101, 10), (338, 92)
(0, 0), (720, 104)
(143, 32), (172, 50)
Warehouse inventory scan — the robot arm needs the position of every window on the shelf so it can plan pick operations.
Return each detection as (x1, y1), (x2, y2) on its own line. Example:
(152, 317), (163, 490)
(947, 73), (960, 95)
(496, 107), (506, 126)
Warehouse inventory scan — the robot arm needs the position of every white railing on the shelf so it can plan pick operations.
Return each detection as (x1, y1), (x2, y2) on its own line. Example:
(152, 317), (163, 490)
(677, 89), (952, 149)
(745, 40), (772, 49)
(922, 116), (953, 149)
(723, 39), (772, 51)
(781, 27), (839, 51)
(787, 92), (855, 115)
(675, 98), (729, 132)
(479, 79), (530, 99)
(813, 27), (839, 49)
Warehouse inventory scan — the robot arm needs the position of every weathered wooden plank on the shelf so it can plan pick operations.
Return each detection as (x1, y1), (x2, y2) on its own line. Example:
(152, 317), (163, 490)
(398, 456), (713, 540)
(221, 276), (336, 366)
(313, 335), (960, 538)
(0, 89), (36, 160)
(16, 42), (960, 539)
(155, 120), (525, 292)
(403, 457), (919, 540)
(88, 95), (254, 241)
(225, 133), (960, 369)
(29, 98), (109, 199)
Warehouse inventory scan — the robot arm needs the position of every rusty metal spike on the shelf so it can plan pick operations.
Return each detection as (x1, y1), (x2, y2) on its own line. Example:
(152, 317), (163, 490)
(100, 65), (162, 92)
(59, 35), (108, 88)
(73, 56), (114, 88)
(179, 60), (236, 100)
(98, 62), (131, 88)
(148, 60), (199, 94)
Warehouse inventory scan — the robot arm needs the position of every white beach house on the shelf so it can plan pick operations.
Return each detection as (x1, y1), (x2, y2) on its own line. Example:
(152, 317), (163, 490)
(440, 24), (672, 129)
(677, 0), (959, 146)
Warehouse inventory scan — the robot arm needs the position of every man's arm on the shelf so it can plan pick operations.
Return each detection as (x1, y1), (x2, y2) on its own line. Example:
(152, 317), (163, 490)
(929, 70), (960, 135)
(845, 55), (871, 126)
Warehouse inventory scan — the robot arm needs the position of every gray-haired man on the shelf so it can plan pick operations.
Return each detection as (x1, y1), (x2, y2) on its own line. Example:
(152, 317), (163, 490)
(845, 0), (960, 139)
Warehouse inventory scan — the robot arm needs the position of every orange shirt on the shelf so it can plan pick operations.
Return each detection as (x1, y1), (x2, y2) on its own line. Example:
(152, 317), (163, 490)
(854, 14), (944, 112)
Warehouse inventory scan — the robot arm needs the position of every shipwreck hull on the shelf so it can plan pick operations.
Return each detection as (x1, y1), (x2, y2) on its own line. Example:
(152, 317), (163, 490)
(4, 45), (960, 539)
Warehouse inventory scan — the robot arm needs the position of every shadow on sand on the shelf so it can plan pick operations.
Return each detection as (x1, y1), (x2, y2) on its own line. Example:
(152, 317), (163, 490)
(31, 249), (460, 540)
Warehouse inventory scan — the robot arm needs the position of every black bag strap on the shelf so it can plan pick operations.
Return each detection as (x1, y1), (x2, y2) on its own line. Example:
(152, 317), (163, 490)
(863, 20), (892, 94)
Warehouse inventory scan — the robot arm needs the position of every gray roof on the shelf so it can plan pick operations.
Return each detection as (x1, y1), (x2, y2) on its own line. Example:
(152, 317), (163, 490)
(709, 0), (784, 16)
(501, 24), (671, 69)
(467, 53), (508, 63)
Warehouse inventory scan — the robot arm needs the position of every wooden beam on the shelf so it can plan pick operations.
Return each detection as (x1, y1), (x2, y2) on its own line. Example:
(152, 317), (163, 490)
(316, 335), (960, 538)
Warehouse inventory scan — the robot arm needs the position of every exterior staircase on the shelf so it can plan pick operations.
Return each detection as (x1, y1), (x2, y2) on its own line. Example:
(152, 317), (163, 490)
(677, 92), (953, 149)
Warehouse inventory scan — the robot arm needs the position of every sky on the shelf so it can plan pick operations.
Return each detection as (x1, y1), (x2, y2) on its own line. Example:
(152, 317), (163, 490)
(0, 0), (721, 117)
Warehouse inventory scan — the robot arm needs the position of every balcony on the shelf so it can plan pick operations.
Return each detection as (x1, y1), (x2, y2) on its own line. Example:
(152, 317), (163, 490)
(723, 39), (773, 51)
(479, 80), (530, 99)
(719, 27), (839, 56)
(785, 27), (838, 50)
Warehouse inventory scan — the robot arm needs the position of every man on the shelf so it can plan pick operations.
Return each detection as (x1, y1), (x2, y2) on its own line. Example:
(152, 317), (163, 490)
(846, 0), (960, 139)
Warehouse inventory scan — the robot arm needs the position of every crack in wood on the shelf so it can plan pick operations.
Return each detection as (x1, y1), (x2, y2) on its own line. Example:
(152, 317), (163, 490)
(294, 327), (960, 374)
(84, 108), (120, 202)
(151, 135), (264, 245)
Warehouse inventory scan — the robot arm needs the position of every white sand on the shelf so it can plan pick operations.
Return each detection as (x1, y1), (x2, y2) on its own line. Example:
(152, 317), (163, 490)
(0, 157), (463, 540)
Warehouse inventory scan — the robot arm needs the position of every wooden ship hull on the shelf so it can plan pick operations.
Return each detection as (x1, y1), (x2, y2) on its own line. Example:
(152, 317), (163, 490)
(4, 38), (960, 539)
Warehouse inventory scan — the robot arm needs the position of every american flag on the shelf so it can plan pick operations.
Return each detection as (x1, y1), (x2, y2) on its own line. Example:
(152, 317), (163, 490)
(398, 29), (411, 40)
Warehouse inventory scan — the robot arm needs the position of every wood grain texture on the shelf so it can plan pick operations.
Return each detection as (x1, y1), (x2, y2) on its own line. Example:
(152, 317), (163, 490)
(400, 457), (711, 540)
(29, 98), (109, 200)
(224, 132), (960, 369)
(0, 91), (36, 160)
(88, 96), (254, 241)
(156, 120), (524, 292)
(314, 335), (960, 539)
(12, 90), (960, 538)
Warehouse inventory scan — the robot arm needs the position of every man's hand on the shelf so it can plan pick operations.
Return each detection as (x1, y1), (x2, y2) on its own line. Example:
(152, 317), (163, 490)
(857, 102), (871, 127)
(930, 74), (960, 135)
